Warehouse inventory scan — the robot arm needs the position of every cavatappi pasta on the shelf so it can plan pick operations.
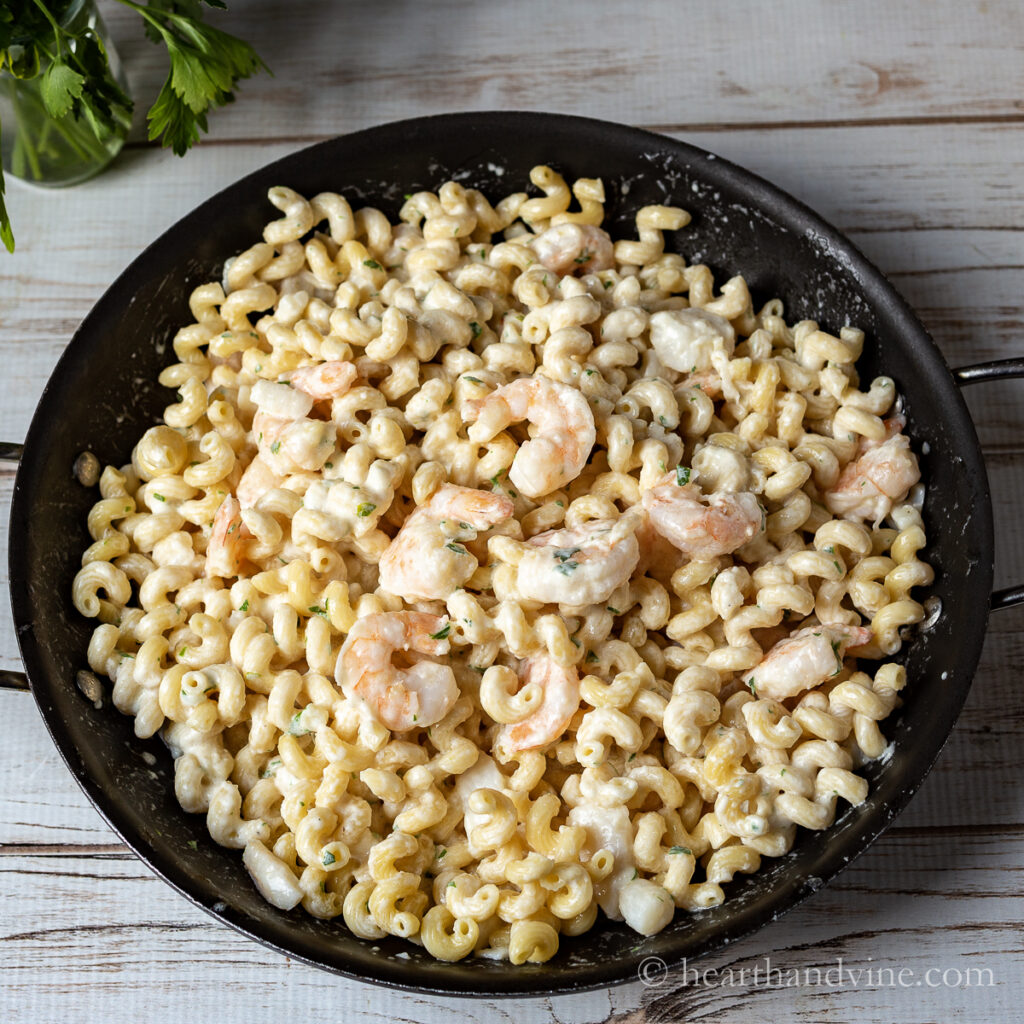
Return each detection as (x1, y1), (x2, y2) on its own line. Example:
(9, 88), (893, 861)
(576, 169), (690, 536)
(73, 167), (933, 963)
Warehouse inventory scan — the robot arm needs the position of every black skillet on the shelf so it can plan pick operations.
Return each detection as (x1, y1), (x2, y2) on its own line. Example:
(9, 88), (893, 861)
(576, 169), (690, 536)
(2, 112), (1022, 996)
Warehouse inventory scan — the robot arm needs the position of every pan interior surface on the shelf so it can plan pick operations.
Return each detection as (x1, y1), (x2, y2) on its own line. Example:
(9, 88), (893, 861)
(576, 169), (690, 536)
(9, 112), (993, 995)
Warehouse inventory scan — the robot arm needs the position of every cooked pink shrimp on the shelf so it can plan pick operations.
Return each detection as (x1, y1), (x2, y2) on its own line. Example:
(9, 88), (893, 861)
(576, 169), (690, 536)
(530, 223), (615, 277)
(634, 515), (687, 577)
(683, 369), (723, 398)
(378, 484), (514, 601)
(337, 611), (459, 731)
(642, 473), (764, 559)
(206, 496), (249, 578)
(236, 454), (284, 507)
(497, 656), (580, 753)
(466, 376), (596, 497)
(282, 360), (358, 401)
(253, 410), (335, 474)
(825, 418), (920, 524)
(510, 515), (641, 606)
(741, 623), (873, 701)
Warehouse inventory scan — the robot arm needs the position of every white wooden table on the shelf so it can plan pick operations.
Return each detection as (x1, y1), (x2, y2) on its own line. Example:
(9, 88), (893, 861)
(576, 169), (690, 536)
(1, 2), (1022, 1021)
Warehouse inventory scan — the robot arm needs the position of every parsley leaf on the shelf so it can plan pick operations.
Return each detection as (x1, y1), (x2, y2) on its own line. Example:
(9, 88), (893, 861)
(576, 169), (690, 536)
(356, 502), (377, 517)
(134, 2), (269, 157)
(429, 623), (451, 640)
(551, 547), (581, 573)
(40, 60), (86, 120)
(675, 465), (691, 485)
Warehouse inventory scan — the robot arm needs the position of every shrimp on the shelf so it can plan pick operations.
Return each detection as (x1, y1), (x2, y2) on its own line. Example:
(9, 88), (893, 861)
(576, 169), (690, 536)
(825, 418), (920, 524)
(466, 376), (596, 497)
(530, 223), (614, 276)
(253, 410), (336, 474)
(682, 368), (723, 398)
(642, 473), (764, 559)
(378, 484), (514, 601)
(648, 308), (735, 374)
(634, 515), (687, 578)
(508, 514), (641, 606)
(497, 656), (580, 753)
(206, 496), (249, 578)
(248, 368), (352, 476)
(741, 623), (873, 701)
(236, 454), (284, 507)
(282, 360), (358, 401)
(337, 611), (459, 731)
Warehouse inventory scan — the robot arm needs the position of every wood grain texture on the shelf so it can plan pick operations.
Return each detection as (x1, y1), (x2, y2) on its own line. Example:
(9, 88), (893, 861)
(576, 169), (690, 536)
(1, 831), (1021, 1023)
(1, 0), (1023, 1021)
(98, 0), (1024, 138)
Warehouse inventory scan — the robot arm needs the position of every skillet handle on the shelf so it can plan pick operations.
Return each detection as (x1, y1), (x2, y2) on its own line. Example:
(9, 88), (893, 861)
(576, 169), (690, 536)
(0, 670), (29, 692)
(954, 358), (1024, 611)
(0, 442), (29, 691)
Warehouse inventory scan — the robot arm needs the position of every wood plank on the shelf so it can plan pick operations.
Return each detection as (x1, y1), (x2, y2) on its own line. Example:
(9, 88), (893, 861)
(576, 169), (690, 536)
(98, 0), (1024, 143)
(676, 124), (1024, 232)
(1, 830), (1020, 1023)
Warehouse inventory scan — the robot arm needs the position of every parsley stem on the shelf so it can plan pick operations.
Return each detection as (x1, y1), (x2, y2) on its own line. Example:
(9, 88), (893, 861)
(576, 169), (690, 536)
(10, 86), (43, 180)
(29, 0), (65, 53)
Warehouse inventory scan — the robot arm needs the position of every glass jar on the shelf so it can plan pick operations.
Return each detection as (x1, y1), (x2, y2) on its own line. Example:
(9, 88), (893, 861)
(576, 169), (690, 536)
(0, 0), (132, 187)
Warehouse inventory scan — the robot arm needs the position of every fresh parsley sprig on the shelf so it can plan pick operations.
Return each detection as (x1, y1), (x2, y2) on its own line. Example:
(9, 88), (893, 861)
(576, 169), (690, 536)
(0, 0), (268, 252)
(118, 0), (268, 156)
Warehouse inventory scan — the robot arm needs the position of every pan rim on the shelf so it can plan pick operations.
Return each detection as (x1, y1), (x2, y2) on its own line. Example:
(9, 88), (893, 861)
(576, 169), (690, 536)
(8, 110), (995, 997)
